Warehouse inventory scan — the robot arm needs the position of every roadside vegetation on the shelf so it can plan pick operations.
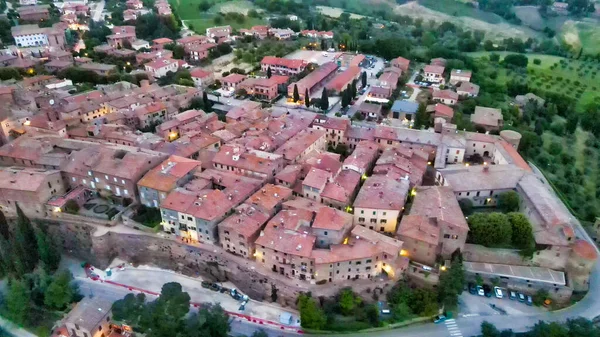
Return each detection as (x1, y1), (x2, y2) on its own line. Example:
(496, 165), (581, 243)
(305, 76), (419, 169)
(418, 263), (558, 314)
(0, 207), (80, 337)
(299, 253), (465, 332)
(478, 317), (600, 337)
(111, 282), (230, 337)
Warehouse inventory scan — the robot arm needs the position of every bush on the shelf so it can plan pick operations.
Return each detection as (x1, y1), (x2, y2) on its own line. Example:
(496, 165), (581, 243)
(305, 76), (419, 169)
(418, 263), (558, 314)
(458, 198), (473, 216)
(533, 58), (541, 65)
(497, 191), (520, 213)
(467, 213), (512, 247)
(533, 289), (549, 306)
(132, 205), (162, 227)
(64, 200), (80, 214)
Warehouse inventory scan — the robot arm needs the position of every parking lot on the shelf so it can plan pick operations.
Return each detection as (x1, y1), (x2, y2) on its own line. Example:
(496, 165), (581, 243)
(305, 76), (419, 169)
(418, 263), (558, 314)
(459, 286), (546, 318)
(284, 50), (342, 65)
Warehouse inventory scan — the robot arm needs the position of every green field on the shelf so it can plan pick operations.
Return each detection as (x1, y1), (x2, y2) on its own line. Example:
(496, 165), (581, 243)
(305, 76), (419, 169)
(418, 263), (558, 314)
(170, 0), (266, 34)
(417, 0), (504, 24)
(560, 20), (600, 55)
(468, 51), (600, 111)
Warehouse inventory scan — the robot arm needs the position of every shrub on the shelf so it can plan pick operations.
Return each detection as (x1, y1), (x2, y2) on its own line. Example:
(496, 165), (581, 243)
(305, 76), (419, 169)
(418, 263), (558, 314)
(533, 58), (541, 65)
(64, 200), (80, 214)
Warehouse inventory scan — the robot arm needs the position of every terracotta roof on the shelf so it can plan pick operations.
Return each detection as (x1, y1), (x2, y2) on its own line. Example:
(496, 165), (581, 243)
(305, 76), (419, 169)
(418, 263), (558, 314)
(326, 66), (361, 92)
(274, 129), (326, 162)
(283, 197), (328, 213)
(275, 164), (302, 184)
(289, 62), (338, 93)
(397, 215), (440, 246)
(261, 56), (306, 69)
(219, 204), (270, 238)
(346, 126), (375, 141)
(152, 38), (173, 44)
(424, 65), (444, 74)
(433, 89), (458, 101)
(321, 169), (361, 203)
(137, 155), (200, 192)
(572, 239), (598, 260)
(246, 184), (293, 212)
(434, 103), (454, 118)
(353, 174), (410, 210)
(256, 226), (316, 258)
(303, 168), (331, 190)
(410, 186), (469, 230)
(222, 73), (246, 83)
(439, 164), (527, 192)
(342, 140), (378, 173)
(312, 116), (349, 131)
(190, 68), (212, 79)
(471, 106), (503, 127)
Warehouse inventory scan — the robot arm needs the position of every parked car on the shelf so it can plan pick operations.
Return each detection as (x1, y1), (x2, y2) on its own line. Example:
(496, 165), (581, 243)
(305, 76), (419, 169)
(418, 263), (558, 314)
(433, 315), (446, 324)
(543, 299), (552, 307)
(468, 283), (477, 295)
(230, 288), (249, 301)
(509, 291), (517, 300)
(477, 286), (485, 296)
(518, 293), (526, 302)
(526, 295), (533, 306)
(483, 285), (493, 298)
(201, 281), (212, 289)
(494, 287), (503, 299)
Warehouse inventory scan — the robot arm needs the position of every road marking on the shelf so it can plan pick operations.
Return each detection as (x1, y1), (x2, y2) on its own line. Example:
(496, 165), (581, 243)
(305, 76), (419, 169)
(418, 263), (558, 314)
(448, 327), (460, 331)
(450, 333), (462, 337)
(445, 319), (456, 323)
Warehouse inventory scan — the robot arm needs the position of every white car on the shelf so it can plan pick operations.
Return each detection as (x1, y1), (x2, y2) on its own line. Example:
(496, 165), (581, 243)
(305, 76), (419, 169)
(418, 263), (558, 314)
(494, 286), (503, 299)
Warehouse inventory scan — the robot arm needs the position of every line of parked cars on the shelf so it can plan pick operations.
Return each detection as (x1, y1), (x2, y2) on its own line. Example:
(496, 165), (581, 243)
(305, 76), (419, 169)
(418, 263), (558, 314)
(468, 283), (533, 306)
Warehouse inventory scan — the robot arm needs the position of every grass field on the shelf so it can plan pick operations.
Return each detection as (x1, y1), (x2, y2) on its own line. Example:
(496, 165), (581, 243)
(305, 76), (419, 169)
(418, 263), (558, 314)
(468, 51), (600, 111)
(171, 0), (266, 34)
(417, 0), (503, 24)
(559, 20), (600, 55)
(392, 1), (539, 40)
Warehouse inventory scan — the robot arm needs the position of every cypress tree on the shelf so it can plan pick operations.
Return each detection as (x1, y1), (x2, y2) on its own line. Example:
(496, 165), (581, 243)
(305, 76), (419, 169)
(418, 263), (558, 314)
(304, 88), (310, 108)
(35, 226), (61, 273)
(14, 204), (39, 275)
(361, 71), (367, 88)
(267, 66), (272, 79)
(320, 89), (329, 111)
(293, 84), (300, 102)
(202, 91), (211, 109)
(321, 39), (326, 51)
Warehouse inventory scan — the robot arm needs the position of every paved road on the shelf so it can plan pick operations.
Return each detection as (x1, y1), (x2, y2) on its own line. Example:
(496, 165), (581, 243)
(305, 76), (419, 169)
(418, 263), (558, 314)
(91, 0), (105, 22)
(75, 276), (302, 337)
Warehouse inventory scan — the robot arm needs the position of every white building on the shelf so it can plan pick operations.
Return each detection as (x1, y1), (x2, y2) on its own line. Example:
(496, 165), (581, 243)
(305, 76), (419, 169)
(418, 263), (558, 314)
(11, 25), (49, 47)
(144, 57), (179, 78)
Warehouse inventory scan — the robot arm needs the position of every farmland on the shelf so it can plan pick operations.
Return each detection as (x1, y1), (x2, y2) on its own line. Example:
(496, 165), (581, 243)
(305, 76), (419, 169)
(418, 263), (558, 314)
(468, 51), (600, 112)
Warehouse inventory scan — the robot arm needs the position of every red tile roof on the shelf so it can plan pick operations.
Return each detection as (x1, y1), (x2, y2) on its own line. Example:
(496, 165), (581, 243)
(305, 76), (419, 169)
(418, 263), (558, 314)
(424, 65), (444, 74)
(312, 207), (352, 231)
(261, 56), (306, 70)
(222, 73), (246, 83)
(137, 155), (200, 192)
(246, 183), (293, 212)
(326, 66), (361, 92)
(433, 89), (458, 101)
(397, 215), (440, 246)
(434, 103), (454, 118)
(303, 168), (331, 189)
(353, 174), (410, 210)
(190, 68), (212, 79)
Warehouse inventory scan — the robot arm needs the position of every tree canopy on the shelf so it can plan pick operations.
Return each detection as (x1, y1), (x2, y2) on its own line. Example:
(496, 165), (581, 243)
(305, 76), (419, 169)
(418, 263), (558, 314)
(467, 212), (512, 247)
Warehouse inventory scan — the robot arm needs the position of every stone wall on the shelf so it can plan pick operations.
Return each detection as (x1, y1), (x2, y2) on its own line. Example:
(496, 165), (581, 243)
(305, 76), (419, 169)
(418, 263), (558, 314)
(463, 244), (569, 271)
(25, 218), (397, 308)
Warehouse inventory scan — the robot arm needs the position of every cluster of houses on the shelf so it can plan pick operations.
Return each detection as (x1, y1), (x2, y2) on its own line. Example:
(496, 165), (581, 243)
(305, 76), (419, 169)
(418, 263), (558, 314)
(0, 62), (594, 298)
(0, 6), (595, 303)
